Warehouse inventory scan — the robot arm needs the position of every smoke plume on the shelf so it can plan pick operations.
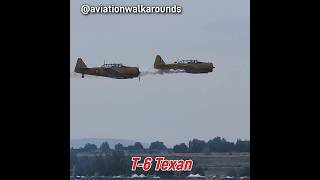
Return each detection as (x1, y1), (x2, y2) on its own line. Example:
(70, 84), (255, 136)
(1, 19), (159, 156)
(139, 69), (185, 77)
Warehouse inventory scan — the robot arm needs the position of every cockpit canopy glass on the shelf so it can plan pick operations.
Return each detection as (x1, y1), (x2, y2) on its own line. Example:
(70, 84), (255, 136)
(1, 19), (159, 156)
(102, 64), (124, 68)
(176, 60), (199, 64)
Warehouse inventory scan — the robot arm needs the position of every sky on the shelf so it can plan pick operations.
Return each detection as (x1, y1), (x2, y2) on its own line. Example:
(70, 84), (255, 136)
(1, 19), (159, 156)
(70, 0), (250, 147)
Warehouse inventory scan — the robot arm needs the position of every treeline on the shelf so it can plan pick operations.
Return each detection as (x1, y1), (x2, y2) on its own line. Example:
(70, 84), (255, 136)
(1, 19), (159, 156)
(185, 137), (250, 153)
(70, 151), (130, 176)
(71, 137), (250, 153)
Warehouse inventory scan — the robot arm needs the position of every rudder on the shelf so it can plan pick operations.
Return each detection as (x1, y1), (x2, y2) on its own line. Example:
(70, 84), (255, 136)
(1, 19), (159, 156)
(74, 58), (87, 73)
(154, 55), (166, 69)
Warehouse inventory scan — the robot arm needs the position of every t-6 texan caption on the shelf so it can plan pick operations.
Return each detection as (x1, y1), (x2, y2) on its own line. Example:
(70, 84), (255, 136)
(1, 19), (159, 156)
(131, 157), (193, 172)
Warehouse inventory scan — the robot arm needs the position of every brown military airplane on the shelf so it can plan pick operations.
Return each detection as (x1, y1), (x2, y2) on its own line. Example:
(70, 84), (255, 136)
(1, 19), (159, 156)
(74, 58), (140, 79)
(154, 55), (215, 73)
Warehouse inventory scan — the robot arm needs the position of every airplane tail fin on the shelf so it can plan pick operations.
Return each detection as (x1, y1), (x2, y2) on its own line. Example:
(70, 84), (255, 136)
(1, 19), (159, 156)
(74, 58), (87, 73)
(154, 55), (166, 68)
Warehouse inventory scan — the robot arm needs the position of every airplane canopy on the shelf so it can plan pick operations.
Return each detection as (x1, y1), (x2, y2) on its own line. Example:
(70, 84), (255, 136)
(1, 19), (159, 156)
(101, 64), (124, 68)
(177, 60), (199, 64)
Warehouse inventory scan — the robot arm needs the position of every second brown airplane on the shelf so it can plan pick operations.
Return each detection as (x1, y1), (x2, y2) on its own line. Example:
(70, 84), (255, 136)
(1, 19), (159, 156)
(154, 55), (215, 73)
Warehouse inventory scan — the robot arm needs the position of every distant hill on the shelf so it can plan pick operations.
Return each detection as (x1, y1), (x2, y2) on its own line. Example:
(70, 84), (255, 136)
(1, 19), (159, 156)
(70, 138), (149, 149)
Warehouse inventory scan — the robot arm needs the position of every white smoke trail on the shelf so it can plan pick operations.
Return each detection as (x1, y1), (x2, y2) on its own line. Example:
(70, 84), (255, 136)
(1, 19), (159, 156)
(139, 69), (185, 77)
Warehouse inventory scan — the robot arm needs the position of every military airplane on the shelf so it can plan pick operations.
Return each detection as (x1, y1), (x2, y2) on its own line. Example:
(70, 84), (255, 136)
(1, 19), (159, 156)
(74, 58), (140, 79)
(154, 55), (215, 73)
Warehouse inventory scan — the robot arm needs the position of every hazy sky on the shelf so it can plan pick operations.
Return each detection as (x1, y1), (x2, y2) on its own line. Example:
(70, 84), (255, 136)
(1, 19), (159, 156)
(70, 0), (250, 147)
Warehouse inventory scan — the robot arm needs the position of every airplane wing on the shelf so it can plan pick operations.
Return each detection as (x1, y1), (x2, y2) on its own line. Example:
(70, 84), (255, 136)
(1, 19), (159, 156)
(107, 68), (131, 79)
(185, 66), (205, 73)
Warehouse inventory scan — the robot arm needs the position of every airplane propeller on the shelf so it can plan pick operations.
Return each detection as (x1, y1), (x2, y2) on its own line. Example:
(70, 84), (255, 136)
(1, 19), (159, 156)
(137, 64), (141, 82)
